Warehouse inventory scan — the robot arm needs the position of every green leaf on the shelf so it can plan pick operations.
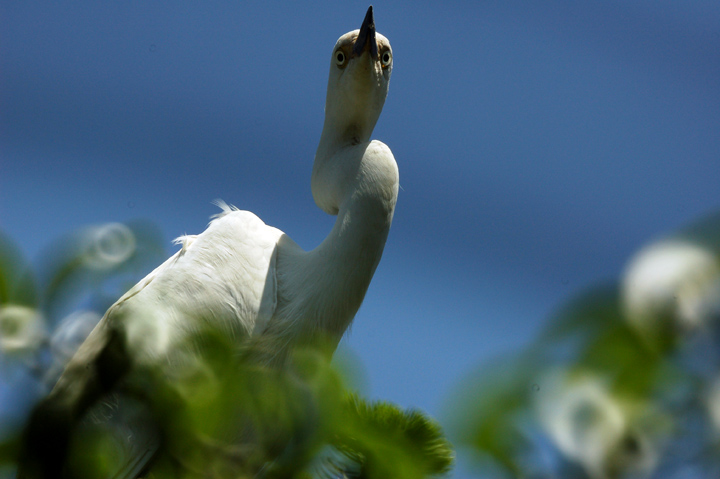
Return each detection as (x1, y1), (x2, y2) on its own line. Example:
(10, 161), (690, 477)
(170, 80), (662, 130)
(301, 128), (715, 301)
(443, 354), (535, 477)
(0, 230), (37, 307)
(336, 394), (454, 478)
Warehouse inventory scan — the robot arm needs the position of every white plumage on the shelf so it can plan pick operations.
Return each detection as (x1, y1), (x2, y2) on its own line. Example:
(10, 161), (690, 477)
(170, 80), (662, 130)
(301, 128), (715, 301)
(109, 202), (284, 363)
(20, 6), (397, 478)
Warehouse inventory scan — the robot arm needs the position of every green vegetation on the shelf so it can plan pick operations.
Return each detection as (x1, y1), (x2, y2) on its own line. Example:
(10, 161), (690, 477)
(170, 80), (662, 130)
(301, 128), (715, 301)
(447, 214), (720, 478)
(0, 224), (453, 478)
(3, 213), (720, 478)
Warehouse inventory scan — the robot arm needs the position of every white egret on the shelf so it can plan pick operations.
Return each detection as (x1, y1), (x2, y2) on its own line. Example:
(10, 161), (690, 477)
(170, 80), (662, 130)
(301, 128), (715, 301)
(19, 6), (397, 478)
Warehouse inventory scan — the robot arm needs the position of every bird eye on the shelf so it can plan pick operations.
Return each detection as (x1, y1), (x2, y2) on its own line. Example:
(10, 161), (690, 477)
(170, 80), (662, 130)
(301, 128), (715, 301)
(380, 50), (392, 68)
(334, 50), (346, 66)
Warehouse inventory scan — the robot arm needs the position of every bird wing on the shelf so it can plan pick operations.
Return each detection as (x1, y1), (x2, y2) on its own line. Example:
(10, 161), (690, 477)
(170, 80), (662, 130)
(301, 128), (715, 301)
(54, 202), (285, 399)
(100, 203), (285, 362)
(25, 203), (285, 479)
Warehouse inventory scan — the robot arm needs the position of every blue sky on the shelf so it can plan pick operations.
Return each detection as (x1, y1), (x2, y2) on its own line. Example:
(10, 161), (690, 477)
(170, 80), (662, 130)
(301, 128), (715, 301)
(1, 1), (719, 474)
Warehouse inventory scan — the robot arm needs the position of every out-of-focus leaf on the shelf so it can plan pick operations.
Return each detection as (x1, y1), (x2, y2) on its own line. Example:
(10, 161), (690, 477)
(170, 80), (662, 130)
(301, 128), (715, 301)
(577, 319), (664, 397)
(0, 231), (37, 307)
(336, 394), (454, 478)
(675, 211), (720, 257)
(537, 285), (675, 398)
(537, 284), (620, 349)
(446, 354), (536, 477)
(39, 222), (165, 324)
(0, 305), (46, 360)
(68, 331), (454, 479)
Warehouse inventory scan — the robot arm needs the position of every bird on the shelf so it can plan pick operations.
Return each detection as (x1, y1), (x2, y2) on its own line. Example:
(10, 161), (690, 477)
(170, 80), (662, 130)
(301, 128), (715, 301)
(18, 6), (397, 478)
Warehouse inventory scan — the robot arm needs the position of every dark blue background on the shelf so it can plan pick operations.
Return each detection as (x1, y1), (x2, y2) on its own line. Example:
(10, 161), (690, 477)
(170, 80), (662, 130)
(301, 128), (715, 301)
(2, 2), (719, 475)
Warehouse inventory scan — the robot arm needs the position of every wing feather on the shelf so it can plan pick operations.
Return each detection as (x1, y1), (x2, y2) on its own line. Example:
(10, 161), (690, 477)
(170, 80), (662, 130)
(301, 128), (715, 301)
(27, 206), (285, 479)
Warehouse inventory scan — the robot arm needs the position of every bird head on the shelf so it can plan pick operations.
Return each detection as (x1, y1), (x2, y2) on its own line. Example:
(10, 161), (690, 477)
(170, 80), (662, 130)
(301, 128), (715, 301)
(323, 6), (393, 146)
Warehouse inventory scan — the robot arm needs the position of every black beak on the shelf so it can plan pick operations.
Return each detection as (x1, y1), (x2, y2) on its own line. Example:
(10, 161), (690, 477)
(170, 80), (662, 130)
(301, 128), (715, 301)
(353, 6), (378, 59)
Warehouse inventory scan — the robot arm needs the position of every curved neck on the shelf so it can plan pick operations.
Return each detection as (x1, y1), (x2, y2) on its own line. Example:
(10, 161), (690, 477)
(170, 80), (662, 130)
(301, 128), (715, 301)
(275, 140), (398, 351)
(310, 184), (395, 336)
(312, 113), (376, 215)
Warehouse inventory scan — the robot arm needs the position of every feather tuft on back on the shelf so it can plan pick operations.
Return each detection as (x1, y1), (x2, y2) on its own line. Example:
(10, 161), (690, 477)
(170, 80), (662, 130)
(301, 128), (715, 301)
(211, 199), (240, 220)
(172, 235), (197, 253)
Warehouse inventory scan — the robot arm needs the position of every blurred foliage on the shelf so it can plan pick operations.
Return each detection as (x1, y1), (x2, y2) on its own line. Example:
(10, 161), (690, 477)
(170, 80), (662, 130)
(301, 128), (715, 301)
(448, 212), (720, 479)
(12, 210), (720, 479)
(61, 336), (452, 479)
(0, 224), (453, 478)
(0, 232), (37, 308)
(0, 222), (165, 372)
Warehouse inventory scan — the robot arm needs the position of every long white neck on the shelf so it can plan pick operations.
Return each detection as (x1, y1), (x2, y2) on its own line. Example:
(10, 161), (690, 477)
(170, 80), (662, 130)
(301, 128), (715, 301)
(272, 110), (398, 353)
(265, 15), (397, 357)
